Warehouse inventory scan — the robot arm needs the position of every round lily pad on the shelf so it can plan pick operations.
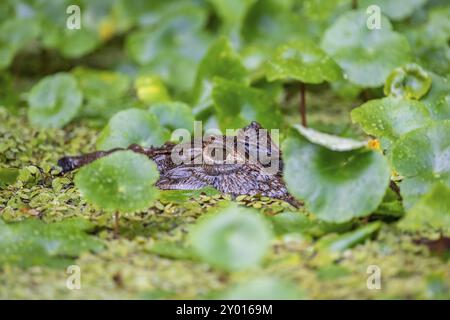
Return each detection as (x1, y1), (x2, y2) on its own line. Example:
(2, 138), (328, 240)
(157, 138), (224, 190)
(283, 131), (391, 222)
(391, 120), (450, 209)
(96, 108), (169, 150)
(351, 97), (432, 145)
(384, 63), (432, 99)
(265, 39), (341, 84)
(27, 73), (83, 128)
(321, 10), (411, 87)
(74, 150), (159, 213)
(189, 204), (272, 271)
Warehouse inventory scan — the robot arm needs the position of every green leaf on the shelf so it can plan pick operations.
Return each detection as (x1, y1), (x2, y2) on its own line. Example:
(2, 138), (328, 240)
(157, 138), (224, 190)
(351, 97), (432, 146)
(292, 124), (367, 151)
(96, 108), (169, 150)
(189, 204), (272, 271)
(219, 277), (305, 299)
(321, 10), (411, 87)
(149, 102), (195, 133)
(134, 75), (170, 104)
(269, 212), (354, 237)
(384, 63), (432, 100)
(74, 150), (159, 213)
(265, 39), (341, 84)
(283, 129), (391, 222)
(391, 121), (450, 209)
(317, 222), (382, 252)
(398, 183), (450, 237)
(422, 72), (450, 121)
(27, 73), (83, 128)
(212, 79), (282, 131)
(0, 218), (103, 268)
(126, 3), (210, 93)
(0, 167), (19, 188)
(0, 17), (40, 69)
(72, 67), (130, 100)
(208, 0), (256, 43)
(158, 187), (220, 203)
(192, 37), (247, 115)
(72, 67), (132, 123)
(359, 0), (427, 21)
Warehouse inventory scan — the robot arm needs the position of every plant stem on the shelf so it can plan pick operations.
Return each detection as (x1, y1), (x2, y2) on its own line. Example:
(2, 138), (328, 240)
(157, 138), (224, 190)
(114, 211), (120, 238)
(299, 82), (307, 127)
(352, 0), (358, 9)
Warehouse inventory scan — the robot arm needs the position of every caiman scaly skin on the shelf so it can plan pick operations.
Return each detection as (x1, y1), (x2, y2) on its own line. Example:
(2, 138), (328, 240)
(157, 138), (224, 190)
(58, 122), (299, 206)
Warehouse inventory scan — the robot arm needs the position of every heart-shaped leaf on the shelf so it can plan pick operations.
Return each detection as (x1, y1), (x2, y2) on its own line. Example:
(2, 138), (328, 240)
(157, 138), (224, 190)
(265, 39), (341, 84)
(391, 121), (450, 209)
(75, 150), (160, 213)
(27, 73), (83, 128)
(384, 63), (432, 99)
(189, 203), (272, 271)
(283, 128), (390, 222)
(212, 79), (282, 130)
(351, 97), (432, 146)
(321, 10), (411, 87)
(0, 218), (103, 268)
(96, 108), (169, 150)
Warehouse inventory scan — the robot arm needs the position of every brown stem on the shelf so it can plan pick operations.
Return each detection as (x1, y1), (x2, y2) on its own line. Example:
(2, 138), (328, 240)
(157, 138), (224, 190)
(352, 0), (358, 9)
(114, 211), (120, 238)
(299, 82), (307, 127)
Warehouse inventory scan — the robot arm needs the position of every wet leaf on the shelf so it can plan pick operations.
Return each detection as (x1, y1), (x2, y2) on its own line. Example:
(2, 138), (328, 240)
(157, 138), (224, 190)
(391, 121), (450, 209)
(384, 63), (432, 100)
(351, 97), (432, 146)
(321, 10), (411, 87)
(265, 39), (341, 84)
(74, 150), (159, 213)
(283, 129), (390, 222)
